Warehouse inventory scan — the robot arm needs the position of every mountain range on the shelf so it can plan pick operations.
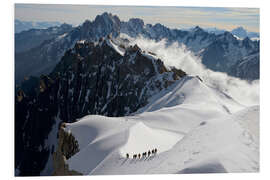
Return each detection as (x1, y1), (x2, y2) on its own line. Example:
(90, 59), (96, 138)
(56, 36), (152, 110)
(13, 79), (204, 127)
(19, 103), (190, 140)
(15, 13), (259, 85)
(15, 12), (259, 176)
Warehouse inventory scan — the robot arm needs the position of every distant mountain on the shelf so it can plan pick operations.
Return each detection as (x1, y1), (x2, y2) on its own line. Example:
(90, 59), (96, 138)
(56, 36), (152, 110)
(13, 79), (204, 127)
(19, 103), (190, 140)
(200, 33), (259, 77)
(15, 19), (62, 33)
(231, 27), (248, 38)
(15, 23), (73, 53)
(204, 26), (259, 39)
(15, 36), (186, 176)
(204, 27), (225, 35)
(229, 51), (260, 80)
(231, 26), (260, 39)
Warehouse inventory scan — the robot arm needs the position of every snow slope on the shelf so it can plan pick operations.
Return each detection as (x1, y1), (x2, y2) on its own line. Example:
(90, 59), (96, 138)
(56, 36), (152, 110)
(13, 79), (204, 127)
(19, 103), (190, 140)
(63, 76), (259, 175)
(120, 122), (183, 156)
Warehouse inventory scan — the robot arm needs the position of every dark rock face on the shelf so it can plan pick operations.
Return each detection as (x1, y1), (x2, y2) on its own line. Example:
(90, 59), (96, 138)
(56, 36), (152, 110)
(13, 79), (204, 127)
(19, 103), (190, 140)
(15, 38), (186, 176)
(15, 75), (59, 176)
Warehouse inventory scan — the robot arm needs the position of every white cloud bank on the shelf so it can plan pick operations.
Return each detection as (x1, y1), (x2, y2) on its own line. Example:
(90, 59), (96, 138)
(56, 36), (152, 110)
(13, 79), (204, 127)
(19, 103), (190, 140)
(122, 34), (259, 106)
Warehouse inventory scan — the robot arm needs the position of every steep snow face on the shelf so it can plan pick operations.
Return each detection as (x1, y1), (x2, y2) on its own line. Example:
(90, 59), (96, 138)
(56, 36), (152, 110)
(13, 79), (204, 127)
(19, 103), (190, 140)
(60, 76), (258, 175)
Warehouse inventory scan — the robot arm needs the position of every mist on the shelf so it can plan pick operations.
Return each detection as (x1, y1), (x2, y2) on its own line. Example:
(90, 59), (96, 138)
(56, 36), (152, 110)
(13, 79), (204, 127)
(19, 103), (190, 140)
(121, 34), (259, 106)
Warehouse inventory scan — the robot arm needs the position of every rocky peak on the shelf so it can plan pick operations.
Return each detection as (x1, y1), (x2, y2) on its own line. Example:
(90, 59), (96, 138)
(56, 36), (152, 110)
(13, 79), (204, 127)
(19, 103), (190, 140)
(192, 26), (204, 33)
(153, 23), (168, 31)
(93, 12), (121, 28)
(219, 31), (237, 42)
(79, 12), (121, 41)
(127, 18), (144, 29)
(59, 23), (73, 30)
(232, 26), (247, 38)
(242, 37), (253, 49)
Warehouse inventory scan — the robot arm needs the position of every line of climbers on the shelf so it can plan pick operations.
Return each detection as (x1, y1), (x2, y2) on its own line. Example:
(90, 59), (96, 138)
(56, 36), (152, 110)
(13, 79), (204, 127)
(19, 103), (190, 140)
(126, 148), (157, 159)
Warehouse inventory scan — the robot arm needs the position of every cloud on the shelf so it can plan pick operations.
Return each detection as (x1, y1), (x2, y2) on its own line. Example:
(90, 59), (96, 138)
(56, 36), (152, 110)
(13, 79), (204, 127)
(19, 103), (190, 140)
(122, 34), (259, 106)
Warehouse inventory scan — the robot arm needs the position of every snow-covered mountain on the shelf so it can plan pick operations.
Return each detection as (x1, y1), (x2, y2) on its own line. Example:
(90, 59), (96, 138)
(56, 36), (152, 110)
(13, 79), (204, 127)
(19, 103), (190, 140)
(231, 27), (259, 39)
(53, 76), (258, 175)
(15, 12), (260, 85)
(15, 19), (62, 33)
(15, 37), (186, 176)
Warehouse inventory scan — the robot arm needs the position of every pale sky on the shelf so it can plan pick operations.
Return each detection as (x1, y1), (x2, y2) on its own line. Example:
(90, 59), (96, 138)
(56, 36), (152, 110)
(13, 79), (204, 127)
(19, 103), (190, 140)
(15, 4), (260, 32)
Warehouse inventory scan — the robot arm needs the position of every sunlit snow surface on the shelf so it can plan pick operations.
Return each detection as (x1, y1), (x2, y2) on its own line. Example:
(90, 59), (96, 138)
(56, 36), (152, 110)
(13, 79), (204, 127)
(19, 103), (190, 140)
(63, 76), (259, 175)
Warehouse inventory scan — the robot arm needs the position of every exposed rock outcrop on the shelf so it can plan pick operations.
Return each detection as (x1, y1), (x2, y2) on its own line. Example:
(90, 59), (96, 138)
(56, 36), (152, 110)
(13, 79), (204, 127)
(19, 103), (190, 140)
(52, 123), (81, 175)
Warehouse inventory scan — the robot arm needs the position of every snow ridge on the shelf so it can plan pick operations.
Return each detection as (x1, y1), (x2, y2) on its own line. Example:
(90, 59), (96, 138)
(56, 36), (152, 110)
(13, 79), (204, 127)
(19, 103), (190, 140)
(62, 76), (259, 175)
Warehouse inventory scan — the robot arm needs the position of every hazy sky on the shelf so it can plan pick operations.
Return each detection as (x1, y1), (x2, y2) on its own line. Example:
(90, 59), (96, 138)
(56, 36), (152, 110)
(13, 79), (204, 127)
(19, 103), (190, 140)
(15, 4), (260, 32)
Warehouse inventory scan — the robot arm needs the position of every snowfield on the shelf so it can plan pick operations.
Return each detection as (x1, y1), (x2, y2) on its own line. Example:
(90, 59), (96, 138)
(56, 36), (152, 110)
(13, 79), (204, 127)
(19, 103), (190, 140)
(63, 76), (259, 175)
